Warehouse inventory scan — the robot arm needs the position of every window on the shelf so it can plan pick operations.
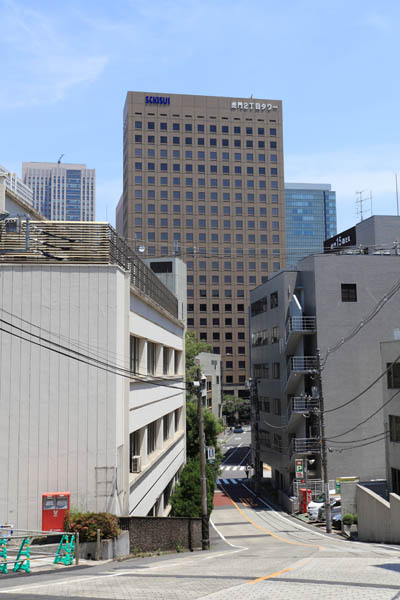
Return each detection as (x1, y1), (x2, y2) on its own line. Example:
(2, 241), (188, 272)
(390, 415), (400, 442)
(147, 421), (157, 454)
(341, 283), (357, 302)
(163, 347), (169, 375)
(272, 363), (280, 379)
(174, 408), (180, 431)
(387, 363), (400, 388)
(147, 342), (156, 375)
(163, 414), (169, 441)
(130, 336), (139, 373)
(273, 398), (281, 415)
(270, 292), (278, 308)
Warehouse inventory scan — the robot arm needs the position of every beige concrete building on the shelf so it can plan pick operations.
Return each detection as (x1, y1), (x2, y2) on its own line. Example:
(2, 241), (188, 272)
(119, 92), (285, 397)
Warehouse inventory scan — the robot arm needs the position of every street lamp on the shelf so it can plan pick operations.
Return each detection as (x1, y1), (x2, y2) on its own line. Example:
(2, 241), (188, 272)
(194, 371), (209, 550)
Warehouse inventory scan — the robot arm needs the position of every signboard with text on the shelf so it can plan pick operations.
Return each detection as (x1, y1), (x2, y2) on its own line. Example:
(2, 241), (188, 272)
(295, 459), (304, 479)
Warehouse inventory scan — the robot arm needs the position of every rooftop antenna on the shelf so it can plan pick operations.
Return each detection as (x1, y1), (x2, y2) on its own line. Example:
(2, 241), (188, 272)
(57, 154), (64, 164)
(356, 190), (372, 222)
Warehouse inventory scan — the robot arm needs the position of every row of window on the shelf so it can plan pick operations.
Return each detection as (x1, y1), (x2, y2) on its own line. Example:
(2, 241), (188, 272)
(135, 163), (277, 175)
(252, 327), (280, 346)
(259, 396), (281, 415)
(253, 362), (281, 380)
(186, 253), (280, 268)
(134, 177), (278, 188)
(134, 135), (275, 148)
(251, 291), (278, 315)
(134, 190), (277, 202)
(129, 407), (182, 469)
(135, 218), (279, 229)
(135, 203), (279, 216)
(188, 316), (245, 326)
(188, 303), (245, 312)
(189, 331), (246, 341)
(130, 336), (182, 376)
(135, 121), (275, 135)
(133, 148), (275, 161)
(259, 429), (282, 452)
(188, 275), (259, 285)
(188, 286), (273, 298)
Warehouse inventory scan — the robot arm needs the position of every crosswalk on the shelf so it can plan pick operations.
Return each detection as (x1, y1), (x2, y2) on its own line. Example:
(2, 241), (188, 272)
(221, 465), (246, 471)
(217, 478), (241, 485)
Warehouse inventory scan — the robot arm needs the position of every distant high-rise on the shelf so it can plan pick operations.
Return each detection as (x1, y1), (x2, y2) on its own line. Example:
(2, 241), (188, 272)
(22, 162), (95, 221)
(285, 183), (336, 267)
(119, 91), (286, 398)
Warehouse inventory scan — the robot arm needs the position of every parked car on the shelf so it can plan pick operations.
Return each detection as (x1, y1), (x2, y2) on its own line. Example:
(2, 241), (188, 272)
(233, 426), (244, 433)
(307, 494), (340, 521)
(318, 498), (341, 521)
(332, 513), (342, 530)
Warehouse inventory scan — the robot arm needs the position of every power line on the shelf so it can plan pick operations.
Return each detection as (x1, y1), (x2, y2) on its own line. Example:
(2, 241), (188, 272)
(322, 275), (400, 365)
(328, 433), (389, 452)
(326, 388), (400, 440)
(325, 354), (400, 414)
(0, 325), (186, 392)
(327, 430), (388, 444)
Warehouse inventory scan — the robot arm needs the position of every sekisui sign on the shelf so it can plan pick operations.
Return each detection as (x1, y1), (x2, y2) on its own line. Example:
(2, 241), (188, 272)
(146, 95), (170, 105)
(231, 101), (278, 111)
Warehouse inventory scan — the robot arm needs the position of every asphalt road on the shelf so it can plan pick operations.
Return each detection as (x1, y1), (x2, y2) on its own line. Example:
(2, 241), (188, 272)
(1, 432), (400, 599)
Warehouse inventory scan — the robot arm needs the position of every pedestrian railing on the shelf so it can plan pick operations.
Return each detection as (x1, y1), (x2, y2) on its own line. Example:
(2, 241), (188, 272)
(0, 525), (77, 575)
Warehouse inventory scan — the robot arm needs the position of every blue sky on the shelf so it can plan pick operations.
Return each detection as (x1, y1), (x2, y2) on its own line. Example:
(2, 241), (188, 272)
(2, 0), (400, 231)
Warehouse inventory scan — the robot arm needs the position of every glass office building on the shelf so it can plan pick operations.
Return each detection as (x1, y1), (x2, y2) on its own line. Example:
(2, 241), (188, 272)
(285, 183), (336, 267)
(22, 162), (95, 221)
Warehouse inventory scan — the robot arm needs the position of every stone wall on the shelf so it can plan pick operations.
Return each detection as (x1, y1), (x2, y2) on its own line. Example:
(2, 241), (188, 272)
(119, 516), (202, 553)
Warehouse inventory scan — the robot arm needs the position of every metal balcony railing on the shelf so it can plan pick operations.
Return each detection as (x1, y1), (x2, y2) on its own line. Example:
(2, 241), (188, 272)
(286, 316), (316, 340)
(287, 396), (320, 423)
(289, 437), (320, 457)
(286, 356), (317, 380)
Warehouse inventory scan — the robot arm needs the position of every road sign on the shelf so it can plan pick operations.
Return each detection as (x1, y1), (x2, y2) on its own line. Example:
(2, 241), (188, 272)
(207, 446), (215, 463)
(295, 459), (304, 479)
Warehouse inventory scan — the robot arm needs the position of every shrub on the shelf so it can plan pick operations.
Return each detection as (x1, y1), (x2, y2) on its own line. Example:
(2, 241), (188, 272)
(342, 513), (354, 527)
(352, 513), (358, 524)
(64, 511), (120, 542)
(170, 457), (215, 517)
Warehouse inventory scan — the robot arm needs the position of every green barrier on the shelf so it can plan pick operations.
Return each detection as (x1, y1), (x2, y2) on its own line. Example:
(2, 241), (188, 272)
(0, 539), (8, 574)
(54, 534), (75, 566)
(13, 537), (30, 573)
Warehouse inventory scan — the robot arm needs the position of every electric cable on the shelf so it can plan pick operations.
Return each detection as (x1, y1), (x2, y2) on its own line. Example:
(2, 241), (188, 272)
(327, 430), (388, 444)
(328, 433), (389, 451)
(0, 325), (186, 392)
(326, 388), (400, 440)
(324, 354), (400, 413)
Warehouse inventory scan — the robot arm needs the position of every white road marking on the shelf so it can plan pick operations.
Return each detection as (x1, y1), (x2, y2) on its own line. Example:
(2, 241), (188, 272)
(210, 517), (248, 551)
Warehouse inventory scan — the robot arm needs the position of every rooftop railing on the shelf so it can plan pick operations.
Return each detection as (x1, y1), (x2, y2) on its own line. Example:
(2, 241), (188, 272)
(0, 221), (178, 318)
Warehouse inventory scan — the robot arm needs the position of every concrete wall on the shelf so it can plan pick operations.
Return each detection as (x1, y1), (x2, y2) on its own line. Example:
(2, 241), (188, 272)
(0, 262), (185, 529)
(357, 484), (400, 543)
(119, 515), (202, 552)
(197, 352), (222, 419)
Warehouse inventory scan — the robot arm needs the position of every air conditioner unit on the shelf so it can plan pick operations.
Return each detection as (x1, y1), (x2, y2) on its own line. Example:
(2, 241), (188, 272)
(130, 456), (142, 473)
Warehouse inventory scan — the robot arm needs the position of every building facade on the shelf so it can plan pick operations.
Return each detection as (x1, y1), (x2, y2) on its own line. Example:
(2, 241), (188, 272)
(250, 250), (400, 496)
(119, 91), (286, 397)
(22, 162), (95, 221)
(285, 183), (336, 267)
(0, 166), (44, 221)
(196, 352), (222, 420)
(0, 222), (185, 529)
(380, 341), (400, 496)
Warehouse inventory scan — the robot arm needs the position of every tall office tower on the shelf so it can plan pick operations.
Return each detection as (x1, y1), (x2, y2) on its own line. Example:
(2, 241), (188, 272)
(285, 183), (336, 267)
(22, 162), (95, 221)
(120, 92), (285, 397)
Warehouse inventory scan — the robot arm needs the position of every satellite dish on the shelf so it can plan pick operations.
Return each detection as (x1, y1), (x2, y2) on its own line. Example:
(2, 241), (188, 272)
(138, 246), (146, 253)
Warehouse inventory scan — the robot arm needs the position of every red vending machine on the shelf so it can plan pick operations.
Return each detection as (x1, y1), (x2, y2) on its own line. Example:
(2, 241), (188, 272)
(299, 488), (312, 514)
(42, 492), (70, 532)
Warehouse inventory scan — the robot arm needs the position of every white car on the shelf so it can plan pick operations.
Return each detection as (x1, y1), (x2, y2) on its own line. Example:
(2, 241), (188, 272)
(307, 493), (340, 521)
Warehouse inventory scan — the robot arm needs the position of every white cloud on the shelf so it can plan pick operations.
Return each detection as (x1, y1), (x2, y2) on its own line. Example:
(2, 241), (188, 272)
(0, 1), (109, 109)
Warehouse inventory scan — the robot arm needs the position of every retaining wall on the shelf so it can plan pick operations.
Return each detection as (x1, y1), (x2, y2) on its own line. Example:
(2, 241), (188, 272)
(119, 516), (202, 553)
(357, 484), (400, 543)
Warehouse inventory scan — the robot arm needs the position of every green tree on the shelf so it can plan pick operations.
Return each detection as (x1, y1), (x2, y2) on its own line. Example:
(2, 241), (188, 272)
(222, 394), (243, 426)
(170, 458), (215, 517)
(186, 400), (223, 461)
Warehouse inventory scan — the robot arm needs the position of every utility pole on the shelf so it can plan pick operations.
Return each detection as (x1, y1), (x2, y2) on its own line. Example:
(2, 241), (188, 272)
(195, 369), (209, 550)
(249, 378), (261, 494)
(315, 349), (332, 533)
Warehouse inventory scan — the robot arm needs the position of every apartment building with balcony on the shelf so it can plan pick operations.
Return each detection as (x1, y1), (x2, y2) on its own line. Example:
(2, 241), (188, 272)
(0, 221), (185, 529)
(250, 250), (400, 495)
